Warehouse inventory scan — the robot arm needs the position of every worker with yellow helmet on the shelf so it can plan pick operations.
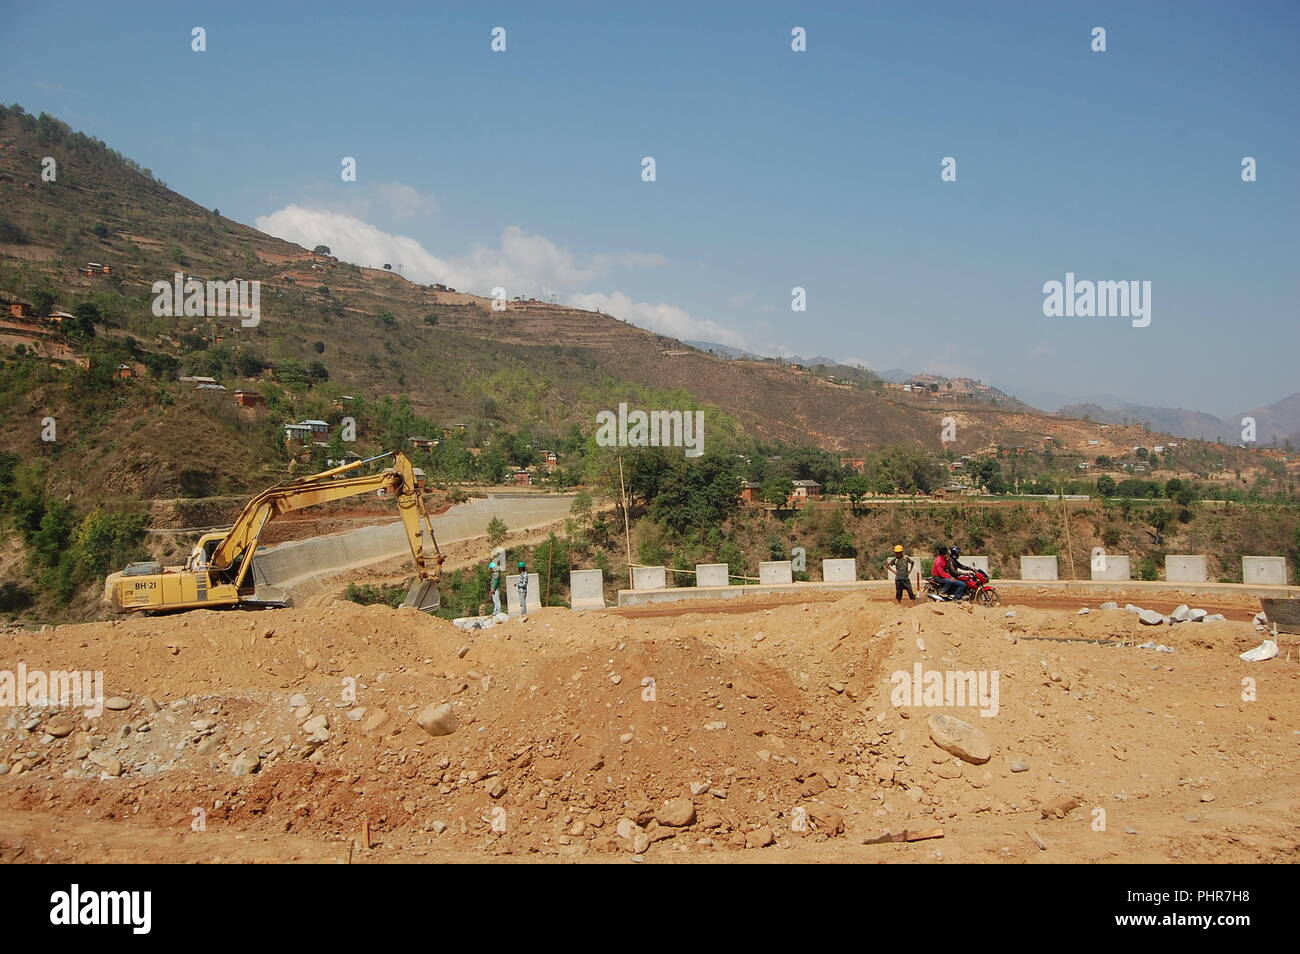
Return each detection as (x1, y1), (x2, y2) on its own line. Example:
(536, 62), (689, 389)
(887, 545), (916, 603)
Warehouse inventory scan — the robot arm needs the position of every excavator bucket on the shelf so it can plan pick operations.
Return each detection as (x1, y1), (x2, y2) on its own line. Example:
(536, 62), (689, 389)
(402, 578), (441, 613)
(1259, 598), (1300, 635)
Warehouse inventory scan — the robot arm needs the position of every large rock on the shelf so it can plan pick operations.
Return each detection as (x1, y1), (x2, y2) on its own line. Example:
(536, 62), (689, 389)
(301, 714), (330, 740)
(927, 714), (991, 764)
(87, 750), (123, 776)
(361, 708), (390, 736)
(1138, 609), (1165, 626)
(655, 796), (696, 827)
(800, 801), (844, 835)
(230, 750), (260, 776)
(44, 719), (75, 738)
(1170, 604), (1192, 622)
(415, 702), (458, 737)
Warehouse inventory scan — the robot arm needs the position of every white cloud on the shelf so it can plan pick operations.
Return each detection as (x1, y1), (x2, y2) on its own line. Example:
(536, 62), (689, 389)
(255, 206), (667, 299)
(256, 204), (457, 282)
(566, 291), (747, 349)
(254, 205), (747, 348)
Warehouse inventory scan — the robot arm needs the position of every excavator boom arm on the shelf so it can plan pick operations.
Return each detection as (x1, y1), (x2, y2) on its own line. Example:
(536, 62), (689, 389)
(208, 453), (442, 591)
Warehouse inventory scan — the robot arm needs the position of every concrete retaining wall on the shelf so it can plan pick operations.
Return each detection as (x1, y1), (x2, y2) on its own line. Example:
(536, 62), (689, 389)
(759, 561), (794, 584)
(695, 563), (729, 587)
(1020, 556), (1059, 581)
(1243, 556), (1288, 585)
(822, 559), (857, 582)
(253, 493), (577, 592)
(1090, 554), (1131, 581)
(505, 573), (541, 614)
(631, 566), (667, 590)
(569, 569), (605, 610)
(1166, 555), (1208, 583)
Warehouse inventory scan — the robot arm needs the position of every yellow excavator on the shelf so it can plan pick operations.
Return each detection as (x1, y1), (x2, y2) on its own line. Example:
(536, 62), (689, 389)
(104, 452), (444, 614)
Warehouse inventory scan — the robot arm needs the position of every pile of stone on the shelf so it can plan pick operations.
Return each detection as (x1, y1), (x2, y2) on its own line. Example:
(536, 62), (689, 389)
(1099, 602), (1226, 627)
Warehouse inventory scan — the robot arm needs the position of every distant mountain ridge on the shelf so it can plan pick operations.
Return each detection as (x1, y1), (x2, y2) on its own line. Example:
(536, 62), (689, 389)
(1058, 395), (1300, 447)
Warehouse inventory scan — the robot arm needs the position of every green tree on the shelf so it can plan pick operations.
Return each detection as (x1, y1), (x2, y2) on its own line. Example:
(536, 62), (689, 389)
(487, 516), (508, 546)
(762, 476), (794, 508)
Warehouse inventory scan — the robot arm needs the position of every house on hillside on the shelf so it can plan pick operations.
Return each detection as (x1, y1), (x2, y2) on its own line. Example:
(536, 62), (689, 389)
(194, 382), (227, 393)
(233, 390), (265, 409)
(284, 423), (313, 445)
(409, 436), (438, 451)
(739, 480), (761, 504)
(6, 300), (33, 319)
(331, 395), (355, 412)
(790, 479), (823, 503)
(511, 469), (533, 487)
(114, 364), (136, 380)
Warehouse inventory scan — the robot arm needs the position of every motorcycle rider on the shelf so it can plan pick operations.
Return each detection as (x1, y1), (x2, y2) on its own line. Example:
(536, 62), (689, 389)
(930, 545), (967, 601)
(945, 546), (980, 600)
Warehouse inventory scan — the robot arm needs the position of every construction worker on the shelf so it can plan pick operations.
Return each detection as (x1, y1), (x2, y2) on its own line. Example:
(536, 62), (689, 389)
(887, 545), (916, 602)
(488, 562), (502, 616)
(514, 560), (529, 619)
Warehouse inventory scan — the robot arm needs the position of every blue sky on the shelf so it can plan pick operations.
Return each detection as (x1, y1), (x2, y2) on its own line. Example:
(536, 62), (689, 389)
(3, 0), (1296, 415)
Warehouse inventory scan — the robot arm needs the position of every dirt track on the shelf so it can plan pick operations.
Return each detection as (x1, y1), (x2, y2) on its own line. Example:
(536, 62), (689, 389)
(1, 591), (1296, 864)
(608, 591), (1262, 622)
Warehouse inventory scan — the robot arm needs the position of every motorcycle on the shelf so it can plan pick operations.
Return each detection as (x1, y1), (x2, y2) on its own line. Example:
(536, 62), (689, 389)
(921, 568), (1000, 606)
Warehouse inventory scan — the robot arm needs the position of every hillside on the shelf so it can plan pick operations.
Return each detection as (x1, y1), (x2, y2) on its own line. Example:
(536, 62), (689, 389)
(0, 104), (1280, 495)
(1059, 394), (1300, 448)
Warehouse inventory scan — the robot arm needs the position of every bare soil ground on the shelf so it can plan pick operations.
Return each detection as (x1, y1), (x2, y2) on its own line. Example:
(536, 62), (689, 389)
(1, 590), (1296, 864)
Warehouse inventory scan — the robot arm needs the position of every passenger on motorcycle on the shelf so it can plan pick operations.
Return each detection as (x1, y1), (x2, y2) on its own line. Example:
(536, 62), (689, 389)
(930, 546), (968, 601)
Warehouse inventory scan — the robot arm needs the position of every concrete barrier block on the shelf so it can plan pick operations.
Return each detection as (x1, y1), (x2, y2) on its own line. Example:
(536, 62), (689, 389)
(695, 563), (729, 587)
(569, 569), (605, 610)
(1090, 554), (1131, 581)
(1020, 556), (1059, 581)
(822, 558), (857, 582)
(505, 573), (541, 614)
(1242, 556), (1288, 585)
(758, 561), (793, 585)
(631, 565), (667, 590)
(1165, 555), (1208, 583)
(962, 555), (990, 575)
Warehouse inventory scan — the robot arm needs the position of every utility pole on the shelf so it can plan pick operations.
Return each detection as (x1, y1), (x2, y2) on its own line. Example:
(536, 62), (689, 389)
(618, 453), (633, 569)
(1058, 479), (1077, 579)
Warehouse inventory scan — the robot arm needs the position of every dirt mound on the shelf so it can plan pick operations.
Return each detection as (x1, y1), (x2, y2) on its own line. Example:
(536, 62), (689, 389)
(1, 593), (1296, 862)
